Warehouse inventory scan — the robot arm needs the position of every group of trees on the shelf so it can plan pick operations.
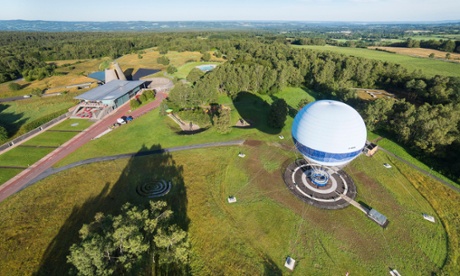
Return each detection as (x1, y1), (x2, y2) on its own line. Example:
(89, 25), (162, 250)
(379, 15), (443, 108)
(130, 90), (155, 109)
(391, 38), (460, 53)
(67, 201), (189, 275)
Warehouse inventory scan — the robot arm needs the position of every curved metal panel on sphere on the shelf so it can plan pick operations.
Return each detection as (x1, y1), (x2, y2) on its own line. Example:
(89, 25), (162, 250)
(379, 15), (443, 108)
(292, 100), (367, 166)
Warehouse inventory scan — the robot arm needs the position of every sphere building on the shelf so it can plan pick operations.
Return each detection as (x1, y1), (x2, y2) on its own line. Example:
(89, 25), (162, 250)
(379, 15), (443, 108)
(292, 100), (367, 167)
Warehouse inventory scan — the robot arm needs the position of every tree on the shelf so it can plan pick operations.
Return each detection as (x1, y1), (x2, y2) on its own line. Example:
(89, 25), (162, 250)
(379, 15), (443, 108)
(8, 82), (21, 91)
(157, 56), (170, 65)
(186, 68), (204, 84)
(267, 99), (288, 129)
(168, 82), (195, 109)
(139, 93), (148, 103)
(67, 201), (189, 275)
(215, 109), (231, 134)
(201, 52), (211, 62)
(167, 65), (177, 75)
(130, 98), (141, 109)
(297, 98), (311, 110)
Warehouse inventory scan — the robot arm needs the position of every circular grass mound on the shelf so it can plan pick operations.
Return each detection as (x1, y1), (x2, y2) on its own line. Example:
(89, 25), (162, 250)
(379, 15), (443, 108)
(136, 179), (171, 198)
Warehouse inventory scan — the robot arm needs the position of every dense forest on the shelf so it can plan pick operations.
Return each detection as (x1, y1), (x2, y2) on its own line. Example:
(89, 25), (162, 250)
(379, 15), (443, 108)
(0, 31), (459, 181)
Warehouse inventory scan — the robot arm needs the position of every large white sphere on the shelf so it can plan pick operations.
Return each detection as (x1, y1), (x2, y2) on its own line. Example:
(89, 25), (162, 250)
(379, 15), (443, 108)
(292, 100), (367, 167)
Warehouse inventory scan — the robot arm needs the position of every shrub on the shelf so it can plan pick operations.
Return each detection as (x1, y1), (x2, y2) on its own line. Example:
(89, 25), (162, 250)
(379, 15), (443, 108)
(17, 108), (68, 135)
(167, 65), (177, 74)
(130, 98), (141, 109)
(8, 83), (21, 91)
(144, 90), (155, 100)
(139, 93), (147, 103)
(157, 56), (170, 65)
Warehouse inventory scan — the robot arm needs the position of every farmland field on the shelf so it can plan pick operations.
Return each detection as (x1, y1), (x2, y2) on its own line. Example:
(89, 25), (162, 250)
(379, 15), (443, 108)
(293, 45), (460, 78)
(369, 46), (460, 62)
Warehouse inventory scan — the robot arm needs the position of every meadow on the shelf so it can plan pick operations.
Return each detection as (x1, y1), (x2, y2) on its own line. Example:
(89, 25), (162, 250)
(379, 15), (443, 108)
(0, 47), (459, 274)
(0, 140), (452, 274)
(293, 45), (460, 78)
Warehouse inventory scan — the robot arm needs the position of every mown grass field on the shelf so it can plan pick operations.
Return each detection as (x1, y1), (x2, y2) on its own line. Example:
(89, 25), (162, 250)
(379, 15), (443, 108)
(0, 146), (54, 167)
(292, 45), (460, 78)
(0, 119), (93, 185)
(0, 141), (453, 275)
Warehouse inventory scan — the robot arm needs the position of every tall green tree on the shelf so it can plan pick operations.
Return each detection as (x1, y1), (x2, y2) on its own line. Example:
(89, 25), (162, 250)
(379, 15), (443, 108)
(67, 201), (189, 275)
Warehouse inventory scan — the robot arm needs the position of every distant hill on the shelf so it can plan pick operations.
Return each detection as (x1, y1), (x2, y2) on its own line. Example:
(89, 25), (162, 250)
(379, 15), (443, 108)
(1, 19), (459, 32)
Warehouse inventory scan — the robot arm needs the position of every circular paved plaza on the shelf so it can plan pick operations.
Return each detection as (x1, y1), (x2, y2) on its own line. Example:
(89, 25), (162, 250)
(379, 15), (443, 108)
(283, 159), (357, 209)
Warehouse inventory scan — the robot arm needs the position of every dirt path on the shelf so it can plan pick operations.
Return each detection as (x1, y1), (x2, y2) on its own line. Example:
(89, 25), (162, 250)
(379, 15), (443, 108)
(0, 92), (167, 202)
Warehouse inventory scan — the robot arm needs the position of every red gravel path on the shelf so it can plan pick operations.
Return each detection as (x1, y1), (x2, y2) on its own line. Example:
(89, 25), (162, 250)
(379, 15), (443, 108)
(0, 92), (167, 202)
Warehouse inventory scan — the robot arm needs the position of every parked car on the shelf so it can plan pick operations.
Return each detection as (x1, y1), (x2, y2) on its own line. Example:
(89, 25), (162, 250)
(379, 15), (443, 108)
(117, 118), (126, 125)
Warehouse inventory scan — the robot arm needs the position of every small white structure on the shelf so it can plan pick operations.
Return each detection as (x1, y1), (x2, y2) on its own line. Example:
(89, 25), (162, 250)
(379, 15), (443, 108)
(238, 152), (246, 158)
(423, 213), (435, 223)
(279, 135), (285, 139)
(227, 196), (237, 203)
(383, 163), (392, 168)
(390, 269), (401, 276)
(284, 256), (296, 271)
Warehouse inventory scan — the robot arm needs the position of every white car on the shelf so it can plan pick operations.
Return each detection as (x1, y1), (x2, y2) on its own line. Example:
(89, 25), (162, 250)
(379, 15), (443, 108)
(383, 163), (392, 168)
(116, 118), (126, 125)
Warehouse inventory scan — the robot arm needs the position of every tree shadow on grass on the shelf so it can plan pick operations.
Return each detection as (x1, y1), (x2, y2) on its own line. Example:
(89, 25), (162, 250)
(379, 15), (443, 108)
(35, 144), (189, 275)
(262, 254), (283, 276)
(232, 91), (281, 135)
(0, 104), (28, 138)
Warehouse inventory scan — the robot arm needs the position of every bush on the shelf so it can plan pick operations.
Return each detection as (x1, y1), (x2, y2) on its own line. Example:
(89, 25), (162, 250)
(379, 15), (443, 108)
(201, 52), (211, 62)
(17, 108), (68, 135)
(130, 98), (141, 109)
(179, 109), (211, 128)
(144, 90), (156, 100)
(157, 56), (170, 65)
(8, 83), (21, 91)
(139, 93), (147, 103)
(167, 65), (177, 74)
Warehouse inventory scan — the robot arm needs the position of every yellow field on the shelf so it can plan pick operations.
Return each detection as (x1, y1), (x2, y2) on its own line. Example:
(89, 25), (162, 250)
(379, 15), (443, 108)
(0, 50), (220, 98)
(369, 47), (460, 62)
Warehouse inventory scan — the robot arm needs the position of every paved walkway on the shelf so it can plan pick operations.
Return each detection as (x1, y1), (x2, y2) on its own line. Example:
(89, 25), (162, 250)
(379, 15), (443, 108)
(0, 92), (167, 202)
(23, 140), (245, 189)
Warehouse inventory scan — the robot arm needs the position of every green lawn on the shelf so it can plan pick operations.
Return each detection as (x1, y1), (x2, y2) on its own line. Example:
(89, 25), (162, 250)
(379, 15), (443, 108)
(48, 118), (93, 131)
(0, 168), (23, 184)
(292, 45), (460, 78)
(21, 131), (79, 147)
(0, 147), (54, 167)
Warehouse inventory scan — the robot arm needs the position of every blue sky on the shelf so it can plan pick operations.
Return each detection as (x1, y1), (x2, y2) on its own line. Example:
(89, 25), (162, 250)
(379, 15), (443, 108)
(1, 0), (458, 22)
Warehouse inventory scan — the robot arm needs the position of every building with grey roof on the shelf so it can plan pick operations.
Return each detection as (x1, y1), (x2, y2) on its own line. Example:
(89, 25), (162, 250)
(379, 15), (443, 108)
(72, 80), (146, 120)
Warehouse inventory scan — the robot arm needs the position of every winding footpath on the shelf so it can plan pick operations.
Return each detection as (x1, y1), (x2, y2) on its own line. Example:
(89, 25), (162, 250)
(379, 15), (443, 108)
(0, 92), (168, 202)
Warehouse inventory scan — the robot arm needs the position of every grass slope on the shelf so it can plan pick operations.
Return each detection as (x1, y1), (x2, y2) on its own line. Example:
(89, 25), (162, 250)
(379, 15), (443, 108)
(0, 144), (452, 275)
(293, 45), (460, 78)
